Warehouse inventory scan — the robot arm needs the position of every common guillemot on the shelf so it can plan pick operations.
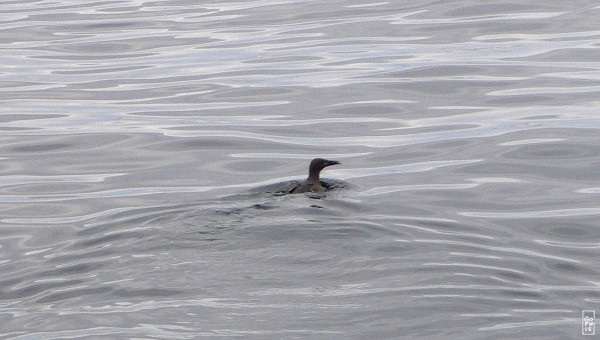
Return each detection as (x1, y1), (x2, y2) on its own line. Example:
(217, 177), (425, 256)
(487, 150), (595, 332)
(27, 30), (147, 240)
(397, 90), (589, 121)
(290, 158), (340, 194)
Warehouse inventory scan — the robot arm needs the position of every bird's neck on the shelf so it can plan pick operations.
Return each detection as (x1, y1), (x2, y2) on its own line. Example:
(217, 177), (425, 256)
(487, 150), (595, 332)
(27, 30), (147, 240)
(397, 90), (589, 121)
(307, 172), (320, 183)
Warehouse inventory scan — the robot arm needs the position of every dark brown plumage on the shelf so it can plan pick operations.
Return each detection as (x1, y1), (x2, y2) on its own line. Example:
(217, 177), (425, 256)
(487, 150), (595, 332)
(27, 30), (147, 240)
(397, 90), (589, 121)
(290, 158), (340, 194)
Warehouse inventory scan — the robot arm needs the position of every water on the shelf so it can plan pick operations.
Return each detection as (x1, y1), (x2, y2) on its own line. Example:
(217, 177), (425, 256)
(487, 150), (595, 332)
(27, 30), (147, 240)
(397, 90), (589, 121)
(1, 1), (600, 338)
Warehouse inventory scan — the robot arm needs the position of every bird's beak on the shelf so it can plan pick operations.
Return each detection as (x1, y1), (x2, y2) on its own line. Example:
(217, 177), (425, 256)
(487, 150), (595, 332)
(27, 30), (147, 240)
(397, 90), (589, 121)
(326, 160), (340, 166)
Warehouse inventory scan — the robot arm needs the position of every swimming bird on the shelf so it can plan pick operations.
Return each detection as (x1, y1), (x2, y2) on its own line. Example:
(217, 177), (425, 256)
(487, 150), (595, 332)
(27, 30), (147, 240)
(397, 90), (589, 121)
(290, 158), (340, 194)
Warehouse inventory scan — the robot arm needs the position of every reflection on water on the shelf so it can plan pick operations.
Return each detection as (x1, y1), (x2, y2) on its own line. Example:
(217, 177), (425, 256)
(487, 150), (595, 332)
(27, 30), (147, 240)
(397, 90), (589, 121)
(1, 0), (600, 338)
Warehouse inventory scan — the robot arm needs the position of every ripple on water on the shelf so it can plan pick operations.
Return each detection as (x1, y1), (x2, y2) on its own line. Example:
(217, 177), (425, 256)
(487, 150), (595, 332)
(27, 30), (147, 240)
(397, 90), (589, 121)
(1, 0), (600, 339)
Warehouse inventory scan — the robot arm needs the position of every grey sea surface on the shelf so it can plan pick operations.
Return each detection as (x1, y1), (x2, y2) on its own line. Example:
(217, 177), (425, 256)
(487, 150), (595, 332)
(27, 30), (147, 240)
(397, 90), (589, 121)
(1, 1), (600, 338)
